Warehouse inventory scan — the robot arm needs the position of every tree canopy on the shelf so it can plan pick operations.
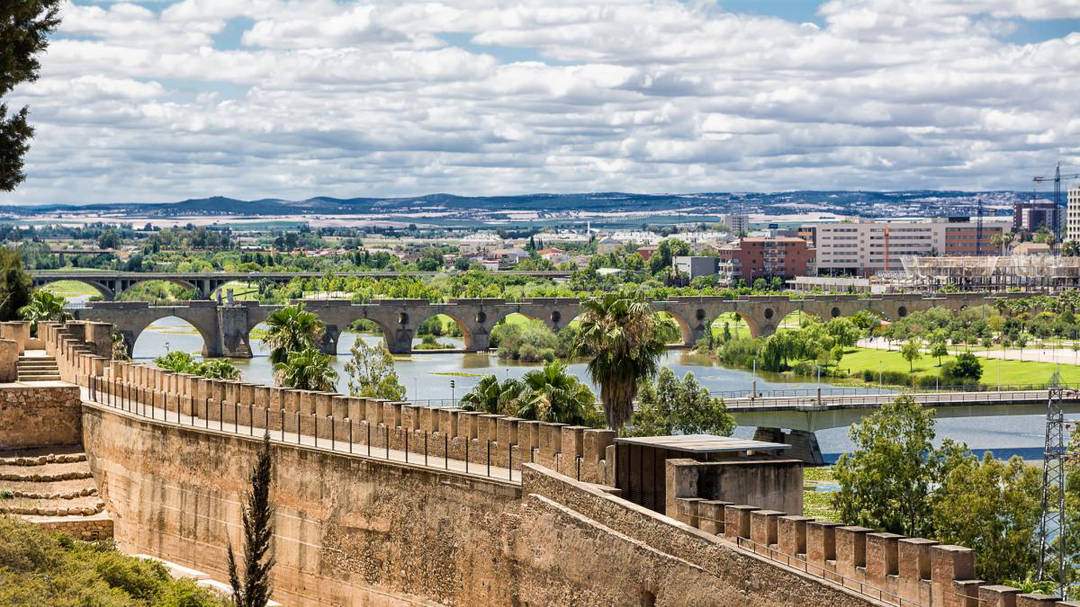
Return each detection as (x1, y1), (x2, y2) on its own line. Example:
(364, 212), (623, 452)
(1, 1), (61, 191)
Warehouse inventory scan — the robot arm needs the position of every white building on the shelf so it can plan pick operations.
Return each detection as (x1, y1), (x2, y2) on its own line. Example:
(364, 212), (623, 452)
(803, 217), (1009, 276)
(722, 213), (750, 235)
(1068, 185), (1080, 243)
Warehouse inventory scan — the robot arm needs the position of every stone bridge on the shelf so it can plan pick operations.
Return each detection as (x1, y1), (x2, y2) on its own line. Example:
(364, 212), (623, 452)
(75, 292), (1027, 358)
(32, 269), (572, 300)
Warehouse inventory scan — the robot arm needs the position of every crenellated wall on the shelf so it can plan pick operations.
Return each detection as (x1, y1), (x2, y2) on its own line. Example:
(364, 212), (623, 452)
(37, 320), (1080, 607)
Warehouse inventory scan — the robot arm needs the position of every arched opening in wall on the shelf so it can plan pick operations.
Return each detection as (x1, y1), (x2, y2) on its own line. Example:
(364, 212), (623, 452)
(210, 280), (263, 302)
(339, 318), (386, 355)
(248, 322), (272, 358)
(38, 280), (110, 305)
(413, 313), (466, 351)
(654, 311), (689, 346)
(490, 312), (570, 362)
(132, 316), (205, 360)
(708, 312), (753, 344)
(118, 280), (198, 303)
(778, 309), (821, 330)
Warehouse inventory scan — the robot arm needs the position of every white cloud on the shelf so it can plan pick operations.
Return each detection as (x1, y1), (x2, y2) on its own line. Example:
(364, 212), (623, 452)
(1, 0), (1078, 204)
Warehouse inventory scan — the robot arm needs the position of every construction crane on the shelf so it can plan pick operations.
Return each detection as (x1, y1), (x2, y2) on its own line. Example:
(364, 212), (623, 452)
(1034, 163), (1080, 239)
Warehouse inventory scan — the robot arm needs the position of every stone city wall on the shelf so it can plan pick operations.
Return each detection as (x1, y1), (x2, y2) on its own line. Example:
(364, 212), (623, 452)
(41, 320), (1080, 607)
(0, 384), (82, 450)
(669, 477), (1080, 607)
(83, 399), (896, 607)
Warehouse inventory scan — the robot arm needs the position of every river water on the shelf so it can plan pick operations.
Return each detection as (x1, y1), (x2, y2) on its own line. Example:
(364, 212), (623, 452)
(132, 317), (1048, 461)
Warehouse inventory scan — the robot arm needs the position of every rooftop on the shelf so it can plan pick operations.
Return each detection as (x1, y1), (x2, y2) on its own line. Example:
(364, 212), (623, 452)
(614, 434), (790, 454)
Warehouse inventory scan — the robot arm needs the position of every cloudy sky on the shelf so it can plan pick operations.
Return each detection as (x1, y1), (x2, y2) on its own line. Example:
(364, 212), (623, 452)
(3, 0), (1080, 204)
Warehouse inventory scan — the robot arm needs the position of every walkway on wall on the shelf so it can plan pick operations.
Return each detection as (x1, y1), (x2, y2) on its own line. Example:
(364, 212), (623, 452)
(80, 382), (523, 485)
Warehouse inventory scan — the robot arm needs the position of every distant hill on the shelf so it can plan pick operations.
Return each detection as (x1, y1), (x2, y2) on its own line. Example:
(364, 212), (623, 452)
(0, 191), (1026, 222)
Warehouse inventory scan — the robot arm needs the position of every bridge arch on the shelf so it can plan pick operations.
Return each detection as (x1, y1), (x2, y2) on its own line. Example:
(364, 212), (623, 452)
(413, 312), (469, 351)
(39, 278), (115, 301)
(130, 315), (214, 360)
(117, 278), (202, 302)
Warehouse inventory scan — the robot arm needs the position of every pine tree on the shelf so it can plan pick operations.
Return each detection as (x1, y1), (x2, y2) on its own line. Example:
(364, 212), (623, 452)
(227, 433), (275, 607)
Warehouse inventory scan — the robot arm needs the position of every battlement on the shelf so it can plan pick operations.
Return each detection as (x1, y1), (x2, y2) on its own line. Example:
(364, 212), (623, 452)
(36, 319), (1080, 607)
(670, 466), (1079, 607)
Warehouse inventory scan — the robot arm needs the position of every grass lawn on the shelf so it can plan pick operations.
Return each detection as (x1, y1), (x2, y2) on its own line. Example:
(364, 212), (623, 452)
(215, 280), (263, 301)
(39, 279), (101, 300)
(838, 346), (1080, 386)
(803, 466), (838, 521)
(710, 313), (752, 340)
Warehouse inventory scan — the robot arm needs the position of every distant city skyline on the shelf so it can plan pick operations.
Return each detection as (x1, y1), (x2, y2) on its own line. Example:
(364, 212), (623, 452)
(2, 0), (1079, 204)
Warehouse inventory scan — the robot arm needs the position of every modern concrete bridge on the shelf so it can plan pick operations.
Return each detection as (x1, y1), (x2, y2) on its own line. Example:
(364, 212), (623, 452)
(724, 388), (1074, 432)
(32, 269), (573, 300)
(74, 291), (1027, 357)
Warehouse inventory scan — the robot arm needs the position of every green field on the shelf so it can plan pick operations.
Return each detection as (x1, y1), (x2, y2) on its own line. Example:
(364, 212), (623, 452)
(838, 346), (1080, 386)
(803, 466), (838, 521)
(215, 280), (263, 301)
(39, 279), (101, 300)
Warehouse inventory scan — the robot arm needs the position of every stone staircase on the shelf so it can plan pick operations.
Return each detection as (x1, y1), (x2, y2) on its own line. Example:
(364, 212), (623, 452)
(16, 353), (62, 382)
(0, 447), (112, 540)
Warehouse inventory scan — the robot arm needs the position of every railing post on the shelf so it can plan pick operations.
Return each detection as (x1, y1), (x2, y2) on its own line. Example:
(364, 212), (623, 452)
(367, 423), (371, 456)
(204, 398), (210, 429)
(405, 430), (409, 463)
(331, 417), (335, 451)
(444, 434), (449, 470)
(486, 439), (491, 477)
(280, 409), (285, 442)
(424, 432), (428, 466)
(349, 420), (353, 454)
(385, 425), (389, 459)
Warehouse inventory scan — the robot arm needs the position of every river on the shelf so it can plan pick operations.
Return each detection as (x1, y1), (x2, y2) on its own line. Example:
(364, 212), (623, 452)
(132, 317), (1049, 462)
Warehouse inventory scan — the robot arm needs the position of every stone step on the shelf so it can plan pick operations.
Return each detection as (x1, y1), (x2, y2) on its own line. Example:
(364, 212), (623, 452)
(0, 495), (104, 516)
(0, 477), (97, 496)
(17, 362), (59, 369)
(0, 452), (87, 466)
(0, 460), (95, 482)
(21, 510), (113, 541)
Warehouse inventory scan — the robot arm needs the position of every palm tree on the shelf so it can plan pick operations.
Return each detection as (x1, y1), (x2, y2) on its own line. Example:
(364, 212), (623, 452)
(273, 348), (337, 391)
(18, 290), (70, 331)
(516, 361), (597, 425)
(460, 375), (523, 415)
(263, 303), (325, 365)
(574, 292), (666, 430)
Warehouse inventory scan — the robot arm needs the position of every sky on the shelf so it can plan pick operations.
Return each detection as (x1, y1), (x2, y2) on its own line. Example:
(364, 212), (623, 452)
(3, 0), (1080, 204)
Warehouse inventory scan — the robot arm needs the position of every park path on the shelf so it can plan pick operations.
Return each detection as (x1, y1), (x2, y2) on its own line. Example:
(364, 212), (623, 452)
(858, 336), (1080, 365)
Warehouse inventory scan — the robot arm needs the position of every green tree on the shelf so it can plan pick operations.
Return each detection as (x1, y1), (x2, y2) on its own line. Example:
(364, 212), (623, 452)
(154, 350), (241, 380)
(0, 247), (32, 321)
(942, 351), (983, 383)
(343, 339), (406, 401)
(515, 361), (599, 426)
(825, 317), (860, 349)
(625, 368), (735, 437)
(1, 1), (61, 191)
(901, 337), (922, 373)
(273, 348), (337, 391)
(460, 375), (523, 415)
(932, 453), (1040, 584)
(575, 292), (666, 430)
(227, 433), (275, 607)
(18, 289), (69, 329)
(930, 340), (949, 366)
(833, 396), (960, 537)
(263, 303), (325, 365)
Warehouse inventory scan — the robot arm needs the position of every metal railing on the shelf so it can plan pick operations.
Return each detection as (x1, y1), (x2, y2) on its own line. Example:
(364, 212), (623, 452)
(86, 376), (521, 484)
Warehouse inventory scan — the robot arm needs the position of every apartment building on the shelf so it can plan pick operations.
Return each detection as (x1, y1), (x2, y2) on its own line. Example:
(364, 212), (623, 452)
(1068, 185), (1080, 243)
(803, 218), (1006, 276)
(713, 237), (814, 283)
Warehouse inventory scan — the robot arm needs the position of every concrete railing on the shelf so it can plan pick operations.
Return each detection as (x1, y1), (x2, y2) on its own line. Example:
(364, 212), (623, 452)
(671, 495), (1078, 607)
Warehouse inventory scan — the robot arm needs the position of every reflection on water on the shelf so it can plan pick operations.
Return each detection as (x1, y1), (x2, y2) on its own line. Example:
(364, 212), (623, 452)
(132, 317), (1049, 458)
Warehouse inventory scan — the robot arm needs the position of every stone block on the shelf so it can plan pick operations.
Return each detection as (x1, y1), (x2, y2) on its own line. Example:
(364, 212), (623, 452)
(806, 521), (841, 567)
(697, 500), (730, 536)
(866, 532), (902, 587)
(750, 510), (782, 547)
(1017, 595), (1058, 607)
(979, 584), (1020, 607)
(777, 515), (812, 556)
(725, 505), (756, 540)
(931, 545), (975, 607)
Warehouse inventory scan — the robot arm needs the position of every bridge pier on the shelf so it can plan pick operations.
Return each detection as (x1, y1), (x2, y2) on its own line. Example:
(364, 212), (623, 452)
(216, 306), (251, 358)
(319, 325), (341, 355)
(386, 328), (415, 354)
(753, 427), (824, 466)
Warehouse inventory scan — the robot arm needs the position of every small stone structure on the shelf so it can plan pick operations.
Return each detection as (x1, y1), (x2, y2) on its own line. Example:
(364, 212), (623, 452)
(0, 384), (82, 450)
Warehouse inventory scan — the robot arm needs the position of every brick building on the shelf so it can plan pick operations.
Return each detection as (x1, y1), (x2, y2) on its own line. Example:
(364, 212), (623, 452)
(717, 237), (814, 283)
